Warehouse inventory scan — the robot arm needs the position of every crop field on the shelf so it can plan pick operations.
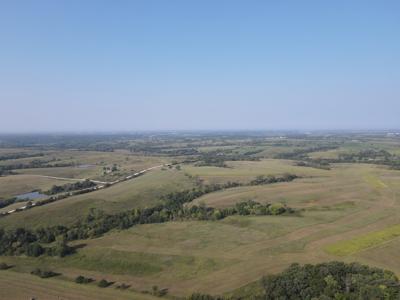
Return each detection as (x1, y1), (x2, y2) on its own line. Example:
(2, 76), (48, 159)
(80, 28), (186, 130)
(1, 133), (400, 299)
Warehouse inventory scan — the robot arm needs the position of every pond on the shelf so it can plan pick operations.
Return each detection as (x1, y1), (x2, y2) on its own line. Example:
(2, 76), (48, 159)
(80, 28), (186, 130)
(15, 191), (47, 201)
(76, 164), (96, 169)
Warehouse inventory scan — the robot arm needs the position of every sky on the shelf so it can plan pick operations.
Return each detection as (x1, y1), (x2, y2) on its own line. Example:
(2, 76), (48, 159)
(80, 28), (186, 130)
(0, 0), (399, 132)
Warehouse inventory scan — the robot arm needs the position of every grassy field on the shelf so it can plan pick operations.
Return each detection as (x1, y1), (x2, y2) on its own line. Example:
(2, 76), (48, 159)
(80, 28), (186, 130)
(182, 159), (328, 184)
(1, 136), (400, 298)
(0, 168), (194, 229)
(3, 161), (400, 296)
(191, 163), (374, 209)
(1, 149), (168, 183)
(0, 174), (67, 199)
(0, 269), (160, 300)
(325, 224), (400, 256)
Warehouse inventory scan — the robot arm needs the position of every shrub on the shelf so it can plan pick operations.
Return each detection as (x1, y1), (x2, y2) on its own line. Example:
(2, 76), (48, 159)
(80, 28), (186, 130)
(31, 268), (59, 278)
(0, 262), (10, 270)
(75, 275), (93, 284)
(98, 279), (113, 288)
(116, 283), (130, 290)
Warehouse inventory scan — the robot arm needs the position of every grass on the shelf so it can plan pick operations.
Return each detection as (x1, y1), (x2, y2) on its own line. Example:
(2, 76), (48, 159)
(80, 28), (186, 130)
(3, 141), (400, 297)
(191, 164), (370, 210)
(363, 173), (388, 189)
(0, 174), (64, 199)
(0, 168), (194, 229)
(182, 159), (328, 185)
(0, 269), (160, 300)
(3, 149), (167, 182)
(325, 224), (400, 256)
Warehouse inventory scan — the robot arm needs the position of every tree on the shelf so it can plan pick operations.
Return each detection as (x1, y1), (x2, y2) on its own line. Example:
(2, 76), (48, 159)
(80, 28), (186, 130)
(50, 236), (73, 257)
(26, 242), (44, 257)
(98, 279), (112, 288)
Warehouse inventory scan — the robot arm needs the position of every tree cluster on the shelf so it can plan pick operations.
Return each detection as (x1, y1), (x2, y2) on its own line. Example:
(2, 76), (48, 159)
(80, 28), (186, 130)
(0, 152), (44, 161)
(250, 174), (298, 186)
(44, 180), (97, 195)
(75, 275), (94, 284)
(31, 268), (59, 278)
(0, 197), (18, 209)
(0, 160), (73, 172)
(0, 229), (73, 257)
(333, 149), (400, 169)
(261, 262), (400, 300)
(275, 146), (337, 160)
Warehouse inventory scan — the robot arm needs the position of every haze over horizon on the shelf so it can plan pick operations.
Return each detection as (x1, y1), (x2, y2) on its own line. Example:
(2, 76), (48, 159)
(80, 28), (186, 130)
(1, 0), (399, 132)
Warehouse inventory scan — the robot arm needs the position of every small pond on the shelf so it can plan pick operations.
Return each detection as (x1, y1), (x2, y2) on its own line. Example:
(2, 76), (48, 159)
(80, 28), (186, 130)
(15, 191), (47, 201)
(76, 164), (96, 169)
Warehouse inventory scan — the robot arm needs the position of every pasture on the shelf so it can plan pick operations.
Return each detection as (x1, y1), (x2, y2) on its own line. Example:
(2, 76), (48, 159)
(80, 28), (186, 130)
(0, 168), (194, 229)
(0, 269), (160, 300)
(1, 134), (400, 298)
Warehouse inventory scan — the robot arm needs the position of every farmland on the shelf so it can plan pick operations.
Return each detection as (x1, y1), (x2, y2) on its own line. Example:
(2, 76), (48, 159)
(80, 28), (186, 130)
(1, 132), (400, 299)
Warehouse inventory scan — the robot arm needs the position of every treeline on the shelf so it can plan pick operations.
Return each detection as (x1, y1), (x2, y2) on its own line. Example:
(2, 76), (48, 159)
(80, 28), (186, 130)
(275, 146), (338, 160)
(0, 169), (15, 176)
(44, 180), (97, 195)
(0, 197), (18, 209)
(295, 160), (331, 170)
(195, 151), (261, 168)
(250, 174), (298, 185)
(261, 261), (400, 299)
(0, 160), (74, 172)
(333, 149), (400, 169)
(0, 152), (44, 161)
(301, 149), (400, 170)
(288, 149), (400, 170)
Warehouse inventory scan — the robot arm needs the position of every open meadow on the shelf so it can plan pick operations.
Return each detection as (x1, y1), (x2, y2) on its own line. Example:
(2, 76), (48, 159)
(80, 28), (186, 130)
(1, 133), (400, 299)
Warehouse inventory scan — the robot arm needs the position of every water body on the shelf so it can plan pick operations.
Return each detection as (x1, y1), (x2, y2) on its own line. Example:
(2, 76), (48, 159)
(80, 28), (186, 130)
(76, 164), (96, 169)
(15, 191), (47, 201)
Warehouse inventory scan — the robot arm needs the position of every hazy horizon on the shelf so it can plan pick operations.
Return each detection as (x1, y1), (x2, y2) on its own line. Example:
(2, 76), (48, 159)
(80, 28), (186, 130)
(1, 1), (399, 132)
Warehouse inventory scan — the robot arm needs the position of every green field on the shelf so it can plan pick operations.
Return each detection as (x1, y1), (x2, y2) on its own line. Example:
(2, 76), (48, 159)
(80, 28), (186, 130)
(325, 224), (400, 256)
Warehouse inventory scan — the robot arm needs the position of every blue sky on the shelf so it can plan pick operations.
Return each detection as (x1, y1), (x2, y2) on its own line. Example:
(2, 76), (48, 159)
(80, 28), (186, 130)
(0, 0), (399, 132)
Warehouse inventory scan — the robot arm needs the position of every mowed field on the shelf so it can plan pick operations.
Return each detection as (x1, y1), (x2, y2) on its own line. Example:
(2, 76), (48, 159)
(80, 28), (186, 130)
(2, 156), (400, 298)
